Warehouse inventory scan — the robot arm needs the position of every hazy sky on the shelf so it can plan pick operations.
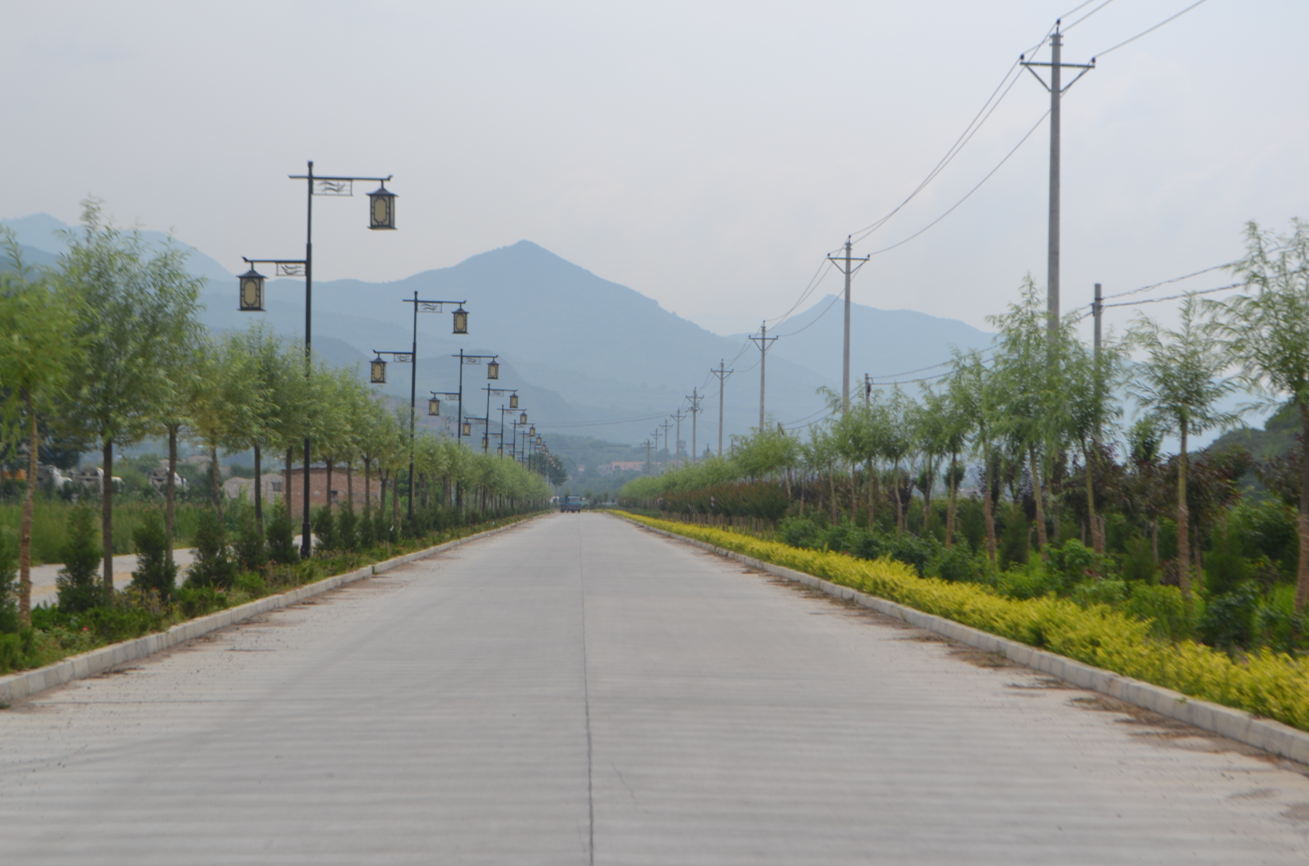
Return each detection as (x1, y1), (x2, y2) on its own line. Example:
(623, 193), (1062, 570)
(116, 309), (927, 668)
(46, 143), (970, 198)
(3, 1), (1306, 354)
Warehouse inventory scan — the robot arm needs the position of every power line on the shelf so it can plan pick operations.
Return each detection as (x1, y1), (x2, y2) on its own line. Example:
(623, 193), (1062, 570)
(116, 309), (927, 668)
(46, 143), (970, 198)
(1100, 262), (1234, 299)
(862, 109), (1051, 257)
(1063, 0), (1118, 31)
(1099, 282), (1242, 308)
(1093, 0), (1213, 58)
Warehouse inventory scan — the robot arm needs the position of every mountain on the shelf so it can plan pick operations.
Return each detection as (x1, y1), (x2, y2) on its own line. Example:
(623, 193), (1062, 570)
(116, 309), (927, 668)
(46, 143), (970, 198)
(732, 295), (994, 391)
(0, 212), (233, 284)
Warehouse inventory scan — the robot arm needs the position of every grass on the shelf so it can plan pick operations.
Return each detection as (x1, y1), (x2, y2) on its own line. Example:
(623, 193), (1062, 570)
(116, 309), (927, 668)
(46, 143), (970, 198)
(621, 512), (1309, 734)
(0, 499), (202, 563)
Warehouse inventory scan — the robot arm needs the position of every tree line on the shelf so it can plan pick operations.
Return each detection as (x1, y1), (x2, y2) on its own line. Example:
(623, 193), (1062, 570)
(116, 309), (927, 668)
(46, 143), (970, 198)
(623, 218), (1309, 648)
(0, 202), (554, 627)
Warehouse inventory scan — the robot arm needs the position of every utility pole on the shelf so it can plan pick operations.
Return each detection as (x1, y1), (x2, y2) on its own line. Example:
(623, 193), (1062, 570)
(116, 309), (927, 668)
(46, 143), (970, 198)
(672, 409), (687, 470)
(652, 428), (661, 475)
(660, 420), (674, 475)
(864, 373), (872, 409)
(711, 360), (733, 457)
(828, 236), (869, 412)
(1092, 282), (1103, 445)
(643, 438), (652, 475)
(686, 388), (703, 465)
(748, 323), (778, 430)
(1022, 27), (1093, 342)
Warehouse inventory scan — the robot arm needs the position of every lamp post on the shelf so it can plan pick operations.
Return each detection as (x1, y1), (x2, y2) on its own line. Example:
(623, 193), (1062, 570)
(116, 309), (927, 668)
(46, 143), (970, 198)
(373, 294), (469, 522)
(482, 386), (516, 454)
(495, 399), (519, 459)
(510, 414), (528, 463)
(451, 350), (499, 451)
(240, 161), (395, 558)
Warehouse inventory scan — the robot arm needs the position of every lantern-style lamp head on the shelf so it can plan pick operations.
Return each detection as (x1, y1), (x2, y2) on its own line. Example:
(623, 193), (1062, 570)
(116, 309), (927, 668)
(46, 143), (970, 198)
(509, 393), (519, 409)
(519, 412), (528, 425)
(452, 306), (469, 335)
(462, 420), (472, 436)
(536, 436), (543, 445)
(482, 436), (489, 449)
(370, 356), (387, 384)
(368, 184), (397, 230)
(428, 397), (441, 417)
(529, 425), (536, 436)
(238, 268), (266, 312)
(487, 360), (500, 380)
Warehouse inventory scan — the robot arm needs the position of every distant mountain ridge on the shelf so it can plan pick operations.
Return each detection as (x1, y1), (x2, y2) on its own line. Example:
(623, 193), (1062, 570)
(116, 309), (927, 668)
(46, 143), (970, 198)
(2, 213), (998, 444)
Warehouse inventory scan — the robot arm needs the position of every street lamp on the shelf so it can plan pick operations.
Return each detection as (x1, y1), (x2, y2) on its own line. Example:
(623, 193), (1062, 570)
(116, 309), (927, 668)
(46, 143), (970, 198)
(241, 161), (395, 558)
(462, 420), (472, 437)
(238, 267), (266, 311)
(368, 184), (397, 230)
(429, 390), (458, 418)
(483, 386), (516, 454)
(509, 393), (519, 410)
(452, 351), (499, 452)
(487, 359), (500, 380)
(370, 354), (389, 384)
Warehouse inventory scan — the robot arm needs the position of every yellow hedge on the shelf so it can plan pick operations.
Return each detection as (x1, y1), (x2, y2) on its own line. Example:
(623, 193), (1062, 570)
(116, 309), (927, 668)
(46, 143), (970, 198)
(623, 513), (1309, 732)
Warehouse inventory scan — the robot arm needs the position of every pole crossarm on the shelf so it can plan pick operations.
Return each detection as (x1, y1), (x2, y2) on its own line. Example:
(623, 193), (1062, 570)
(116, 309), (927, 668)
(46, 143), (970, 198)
(241, 256), (307, 277)
(1021, 60), (1095, 93)
(430, 390), (461, 399)
(405, 298), (467, 312)
(372, 349), (414, 362)
(455, 353), (499, 364)
(289, 173), (393, 198)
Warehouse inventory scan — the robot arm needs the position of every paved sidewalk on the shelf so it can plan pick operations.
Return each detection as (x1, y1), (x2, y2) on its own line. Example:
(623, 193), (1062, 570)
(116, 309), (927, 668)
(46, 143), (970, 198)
(2, 513), (1308, 863)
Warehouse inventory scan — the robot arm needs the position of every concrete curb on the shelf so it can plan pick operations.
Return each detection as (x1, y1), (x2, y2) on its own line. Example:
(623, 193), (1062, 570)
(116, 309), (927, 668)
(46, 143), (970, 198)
(0, 516), (539, 705)
(624, 517), (1309, 766)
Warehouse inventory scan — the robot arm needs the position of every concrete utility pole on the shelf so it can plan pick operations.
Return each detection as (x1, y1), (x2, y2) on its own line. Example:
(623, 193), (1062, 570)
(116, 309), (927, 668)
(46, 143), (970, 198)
(748, 323), (778, 431)
(1022, 26), (1093, 341)
(686, 388), (703, 465)
(1092, 281), (1103, 445)
(864, 373), (872, 409)
(643, 438), (652, 475)
(660, 420), (674, 475)
(711, 360), (733, 457)
(652, 428), (661, 475)
(672, 409), (687, 469)
(828, 236), (869, 412)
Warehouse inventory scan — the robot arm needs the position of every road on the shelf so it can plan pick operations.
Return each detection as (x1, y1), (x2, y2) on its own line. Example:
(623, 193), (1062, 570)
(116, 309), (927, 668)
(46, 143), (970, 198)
(29, 549), (198, 607)
(3, 512), (1308, 864)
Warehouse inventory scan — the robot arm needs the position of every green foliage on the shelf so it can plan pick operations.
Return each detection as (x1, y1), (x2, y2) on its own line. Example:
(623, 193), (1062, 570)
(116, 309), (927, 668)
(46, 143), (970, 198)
(56, 505), (102, 613)
(0, 531), (17, 634)
(1124, 584), (1193, 641)
(313, 506), (337, 552)
(185, 509), (236, 589)
(265, 501), (298, 565)
(929, 544), (989, 584)
(1044, 540), (1114, 592)
(232, 509), (267, 572)
(1070, 579), (1129, 609)
(1200, 583), (1261, 651)
(129, 510), (177, 602)
(357, 504), (377, 549)
(1119, 535), (1157, 584)
(998, 514), (1029, 570)
(336, 502), (358, 552)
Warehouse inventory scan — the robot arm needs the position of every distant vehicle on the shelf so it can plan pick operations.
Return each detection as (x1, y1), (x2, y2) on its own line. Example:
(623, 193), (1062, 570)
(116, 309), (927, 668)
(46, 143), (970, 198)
(561, 494), (583, 513)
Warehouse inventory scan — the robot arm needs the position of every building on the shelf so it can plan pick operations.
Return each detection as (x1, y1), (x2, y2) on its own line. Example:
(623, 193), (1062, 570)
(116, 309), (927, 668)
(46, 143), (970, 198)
(599, 461), (645, 475)
(222, 473), (283, 503)
(279, 467), (383, 519)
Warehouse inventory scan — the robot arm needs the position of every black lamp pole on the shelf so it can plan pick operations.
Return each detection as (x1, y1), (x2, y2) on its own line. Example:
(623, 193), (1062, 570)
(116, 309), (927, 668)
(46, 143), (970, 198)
(243, 161), (395, 558)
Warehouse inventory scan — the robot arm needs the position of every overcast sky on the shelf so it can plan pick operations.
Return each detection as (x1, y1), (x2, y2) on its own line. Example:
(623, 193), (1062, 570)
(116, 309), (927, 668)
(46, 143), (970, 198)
(3, 1), (1306, 349)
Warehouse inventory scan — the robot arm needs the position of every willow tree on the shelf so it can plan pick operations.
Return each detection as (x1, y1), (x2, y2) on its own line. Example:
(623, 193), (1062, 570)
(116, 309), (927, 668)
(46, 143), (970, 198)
(55, 202), (203, 594)
(1128, 294), (1239, 601)
(1220, 218), (1309, 610)
(0, 231), (78, 624)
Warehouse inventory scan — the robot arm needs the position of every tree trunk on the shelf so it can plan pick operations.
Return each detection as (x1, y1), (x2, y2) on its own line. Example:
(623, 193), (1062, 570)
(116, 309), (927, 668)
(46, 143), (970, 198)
(364, 457), (372, 510)
(393, 471), (401, 530)
(18, 391), (36, 626)
(325, 459), (334, 515)
(253, 443), (263, 535)
(1083, 441), (1103, 553)
(1177, 423), (1192, 601)
(893, 459), (904, 533)
(850, 466), (858, 524)
(945, 452), (958, 548)
(1030, 447), (1048, 554)
(346, 461), (354, 512)
(166, 425), (178, 567)
(379, 471), (388, 529)
(983, 454), (997, 561)
(1298, 403), (1309, 611)
(211, 443), (223, 522)
(867, 458), (876, 526)
(828, 463), (837, 523)
(102, 439), (114, 597)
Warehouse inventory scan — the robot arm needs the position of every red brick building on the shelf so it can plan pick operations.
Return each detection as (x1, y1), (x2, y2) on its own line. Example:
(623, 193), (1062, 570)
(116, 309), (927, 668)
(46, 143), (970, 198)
(281, 467), (383, 519)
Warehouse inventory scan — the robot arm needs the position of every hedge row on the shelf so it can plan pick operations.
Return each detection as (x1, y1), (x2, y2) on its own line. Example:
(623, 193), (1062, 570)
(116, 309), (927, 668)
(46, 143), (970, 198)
(621, 513), (1309, 733)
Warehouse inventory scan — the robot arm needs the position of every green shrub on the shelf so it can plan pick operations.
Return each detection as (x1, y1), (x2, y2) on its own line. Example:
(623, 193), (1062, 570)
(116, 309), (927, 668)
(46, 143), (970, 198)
(0, 532), (17, 634)
(233, 571), (267, 598)
(998, 514), (1029, 570)
(174, 584), (230, 619)
(1124, 584), (1192, 641)
(997, 563), (1057, 600)
(1200, 583), (1260, 651)
(233, 510), (267, 571)
(336, 503), (358, 552)
(1045, 539), (1114, 594)
(56, 504), (103, 613)
(929, 544), (987, 584)
(358, 504), (377, 548)
(1071, 579), (1129, 609)
(1120, 535), (1157, 584)
(186, 509), (236, 589)
(266, 501), (298, 565)
(313, 506), (336, 551)
(130, 510), (177, 602)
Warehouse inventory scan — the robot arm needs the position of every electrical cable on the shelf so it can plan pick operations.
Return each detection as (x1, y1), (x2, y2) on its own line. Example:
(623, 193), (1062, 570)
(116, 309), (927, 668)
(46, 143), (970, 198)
(1093, 0), (1212, 58)
(863, 109), (1051, 257)
(1063, 0), (1118, 31)
(1099, 262), (1234, 299)
(1099, 282), (1242, 308)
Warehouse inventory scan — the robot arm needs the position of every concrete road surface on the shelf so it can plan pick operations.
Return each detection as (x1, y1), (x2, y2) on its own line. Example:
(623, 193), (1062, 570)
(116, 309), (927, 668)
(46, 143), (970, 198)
(3, 513), (1309, 864)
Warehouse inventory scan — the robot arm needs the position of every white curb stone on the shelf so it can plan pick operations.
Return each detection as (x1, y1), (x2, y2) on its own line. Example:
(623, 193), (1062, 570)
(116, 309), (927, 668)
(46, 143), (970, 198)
(627, 517), (1309, 766)
(0, 517), (538, 705)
